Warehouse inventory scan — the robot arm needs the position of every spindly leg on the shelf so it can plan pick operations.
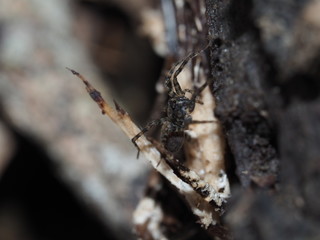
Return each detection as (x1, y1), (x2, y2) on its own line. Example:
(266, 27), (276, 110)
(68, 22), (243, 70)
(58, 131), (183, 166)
(184, 89), (194, 94)
(190, 78), (213, 105)
(190, 120), (216, 124)
(165, 44), (211, 97)
(165, 58), (186, 96)
(165, 51), (198, 96)
(131, 118), (165, 158)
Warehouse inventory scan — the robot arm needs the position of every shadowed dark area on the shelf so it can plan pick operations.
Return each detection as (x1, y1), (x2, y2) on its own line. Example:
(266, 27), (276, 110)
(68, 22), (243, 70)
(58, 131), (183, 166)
(0, 132), (118, 240)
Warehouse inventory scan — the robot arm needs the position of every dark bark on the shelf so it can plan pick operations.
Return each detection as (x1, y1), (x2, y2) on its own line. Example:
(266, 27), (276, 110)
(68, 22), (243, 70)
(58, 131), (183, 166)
(205, 0), (320, 239)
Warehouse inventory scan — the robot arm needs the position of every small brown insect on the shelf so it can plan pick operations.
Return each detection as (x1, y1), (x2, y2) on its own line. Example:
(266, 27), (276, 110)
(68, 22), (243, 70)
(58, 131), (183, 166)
(132, 44), (213, 156)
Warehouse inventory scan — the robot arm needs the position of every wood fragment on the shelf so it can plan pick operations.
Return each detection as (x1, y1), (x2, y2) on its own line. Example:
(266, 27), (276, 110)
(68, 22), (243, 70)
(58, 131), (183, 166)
(67, 67), (229, 227)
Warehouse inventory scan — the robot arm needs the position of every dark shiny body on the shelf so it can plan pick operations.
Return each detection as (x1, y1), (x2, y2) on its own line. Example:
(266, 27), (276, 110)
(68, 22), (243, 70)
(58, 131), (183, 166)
(161, 96), (194, 152)
(132, 45), (211, 154)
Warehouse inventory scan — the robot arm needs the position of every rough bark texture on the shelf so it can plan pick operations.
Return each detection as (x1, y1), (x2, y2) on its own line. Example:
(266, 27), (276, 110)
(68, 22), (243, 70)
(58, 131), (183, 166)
(205, 0), (320, 239)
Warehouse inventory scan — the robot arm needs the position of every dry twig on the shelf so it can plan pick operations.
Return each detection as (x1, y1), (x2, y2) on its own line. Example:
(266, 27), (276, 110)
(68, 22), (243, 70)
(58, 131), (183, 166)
(67, 67), (229, 227)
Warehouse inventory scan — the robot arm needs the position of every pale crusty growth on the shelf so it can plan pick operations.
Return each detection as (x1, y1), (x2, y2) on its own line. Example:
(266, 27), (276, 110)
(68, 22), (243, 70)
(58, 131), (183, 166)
(175, 56), (231, 225)
(67, 68), (229, 227)
(183, 59), (230, 200)
(133, 197), (167, 240)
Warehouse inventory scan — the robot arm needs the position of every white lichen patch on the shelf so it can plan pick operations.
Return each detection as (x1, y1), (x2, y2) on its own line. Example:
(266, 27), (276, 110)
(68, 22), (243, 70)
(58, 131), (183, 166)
(172, 53), (231, 226)
(133, 197), (167, 240)
(177, 59), (230, 198)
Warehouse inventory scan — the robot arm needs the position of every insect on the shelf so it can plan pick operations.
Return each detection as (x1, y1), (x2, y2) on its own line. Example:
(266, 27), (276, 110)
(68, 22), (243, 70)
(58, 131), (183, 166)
(132, 44), (213, 156)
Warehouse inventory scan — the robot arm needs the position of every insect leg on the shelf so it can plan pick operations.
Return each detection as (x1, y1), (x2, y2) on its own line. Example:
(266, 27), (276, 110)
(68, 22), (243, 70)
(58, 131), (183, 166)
(190, 120), (216, 124)
(190, 78), (213, 104)
(171, 43), (212, 95)
(164, 59), (186, 96)
(165, 45), (209, 96)
(170, 51), (198, 96)
(184, 89), (194, 95)
(131, 118), (164, 158)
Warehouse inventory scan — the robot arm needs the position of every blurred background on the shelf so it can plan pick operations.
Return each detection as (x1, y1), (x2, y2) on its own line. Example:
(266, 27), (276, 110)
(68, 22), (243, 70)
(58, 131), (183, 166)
(1, 0), (320, 240)
(0, 0), (165, 239)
